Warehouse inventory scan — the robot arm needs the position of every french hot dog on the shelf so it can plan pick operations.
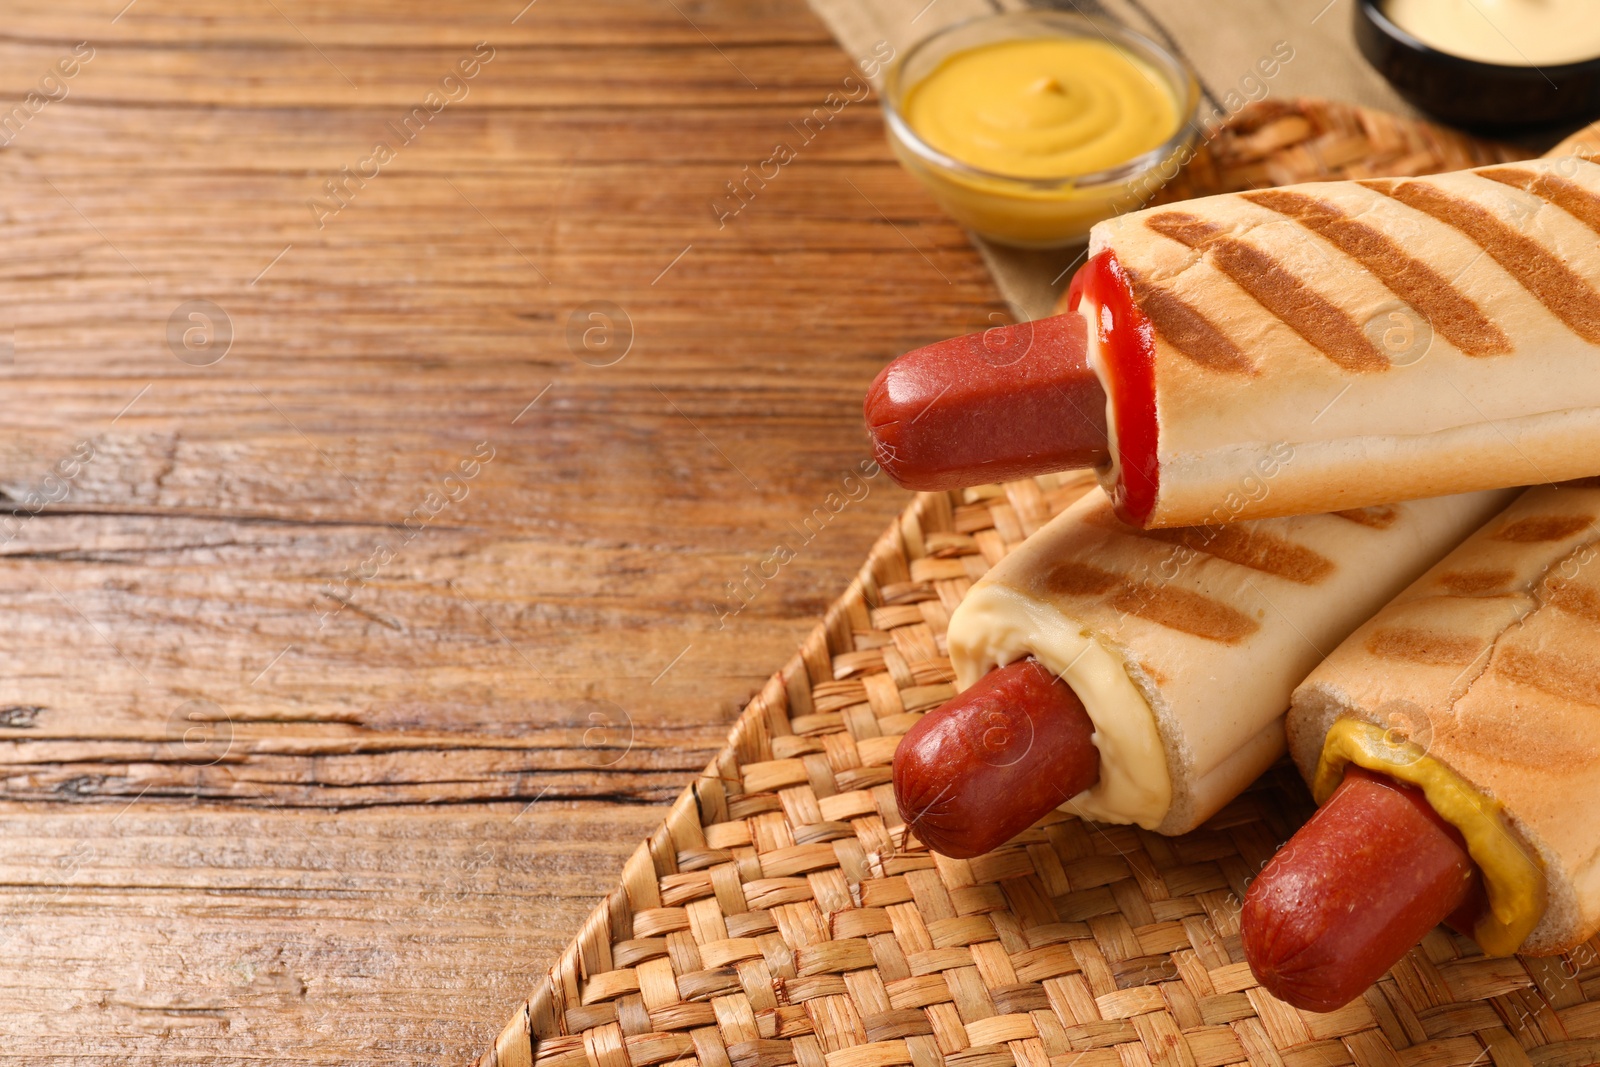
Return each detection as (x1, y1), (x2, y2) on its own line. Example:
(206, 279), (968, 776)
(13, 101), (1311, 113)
(867, 149), (1600, 528)
(891, 484), (1511, 854)
(1245, 483), (1600, 1011)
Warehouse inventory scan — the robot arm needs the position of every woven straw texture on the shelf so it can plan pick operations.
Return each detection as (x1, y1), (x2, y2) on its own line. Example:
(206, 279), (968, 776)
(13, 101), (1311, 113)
(1149, 97), (1524, 204)
(478, 104), (1600, 1067)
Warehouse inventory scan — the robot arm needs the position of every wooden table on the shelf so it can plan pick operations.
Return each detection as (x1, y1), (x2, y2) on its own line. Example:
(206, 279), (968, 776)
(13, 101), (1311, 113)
(0, 0), (1007, 1060)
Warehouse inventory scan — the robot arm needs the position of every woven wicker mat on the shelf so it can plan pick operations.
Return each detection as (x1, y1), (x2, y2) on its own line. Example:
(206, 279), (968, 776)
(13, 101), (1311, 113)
(478, 104), (1600, 1067)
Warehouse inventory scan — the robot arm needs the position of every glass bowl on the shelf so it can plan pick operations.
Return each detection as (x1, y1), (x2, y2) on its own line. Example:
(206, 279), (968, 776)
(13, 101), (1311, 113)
(881, 11), (1200, 249)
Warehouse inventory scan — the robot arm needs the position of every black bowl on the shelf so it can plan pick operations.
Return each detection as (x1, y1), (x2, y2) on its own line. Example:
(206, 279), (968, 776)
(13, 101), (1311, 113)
(1354, 0), (1600, 131)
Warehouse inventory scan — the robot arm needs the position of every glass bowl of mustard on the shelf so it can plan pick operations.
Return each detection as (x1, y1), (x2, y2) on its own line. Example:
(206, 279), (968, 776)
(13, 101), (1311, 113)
(883, 11), (1200, 248)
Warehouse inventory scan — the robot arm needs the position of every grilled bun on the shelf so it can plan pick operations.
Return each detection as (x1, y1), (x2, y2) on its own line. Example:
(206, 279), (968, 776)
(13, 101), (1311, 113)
(1080, 152), (1600, 528)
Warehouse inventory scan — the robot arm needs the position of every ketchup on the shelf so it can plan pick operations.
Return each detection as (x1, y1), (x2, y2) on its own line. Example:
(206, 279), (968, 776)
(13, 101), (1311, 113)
(1068, 251), (1160, 526)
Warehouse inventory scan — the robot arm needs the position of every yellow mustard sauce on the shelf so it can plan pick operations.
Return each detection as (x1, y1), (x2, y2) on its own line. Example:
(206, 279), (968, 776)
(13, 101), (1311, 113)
(1315, 719), (1546, 956)
(902, 37), (1181, 179)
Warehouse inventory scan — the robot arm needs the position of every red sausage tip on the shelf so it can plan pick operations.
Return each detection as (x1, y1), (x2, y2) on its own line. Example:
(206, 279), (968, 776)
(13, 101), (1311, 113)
(866, 313), (1110, 492)
(893, 657), (1100, 858)
(1242, 766), (1480, 1013)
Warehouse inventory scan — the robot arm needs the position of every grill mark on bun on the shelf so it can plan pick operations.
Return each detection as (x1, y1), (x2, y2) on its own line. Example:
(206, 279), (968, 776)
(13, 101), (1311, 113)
(1365, 626), (1484, 666)
(1145, 211), (1388, 372)
(1333, 505), (1401, 529)
(1082, 498), (1133, 531)
(1242, 188), (1511, 357)
(1493, 514), (1595, 542)
(1363, 177), (1600, 344)
(1137, 525), (1334, 584)
(1480, 167), (1600, 238)
(1546, 577), (1600, 624)
(1041, 561), (1121, 597)
(1108, 584), (1259, 643)
(1122, 265), (1255, 375)
(1039, 561), (1259, 643)
(1438, 568), (1518, 596)
(1496, 644), (1600, 709)
(1081, 504), (1333, 583)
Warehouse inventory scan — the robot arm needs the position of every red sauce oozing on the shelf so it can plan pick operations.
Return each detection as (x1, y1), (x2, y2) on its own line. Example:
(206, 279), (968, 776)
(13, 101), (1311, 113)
(1067, 250), (1159, 526)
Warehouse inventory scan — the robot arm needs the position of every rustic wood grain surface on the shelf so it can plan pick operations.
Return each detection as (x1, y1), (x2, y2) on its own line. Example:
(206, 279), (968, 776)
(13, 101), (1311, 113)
(0, 1), (1010, 1061)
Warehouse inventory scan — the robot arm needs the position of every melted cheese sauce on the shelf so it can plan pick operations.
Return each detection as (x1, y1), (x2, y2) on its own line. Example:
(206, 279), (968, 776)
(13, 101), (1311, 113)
(1386, 0), (1600, 66)
(947, 583), (1173, 830)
